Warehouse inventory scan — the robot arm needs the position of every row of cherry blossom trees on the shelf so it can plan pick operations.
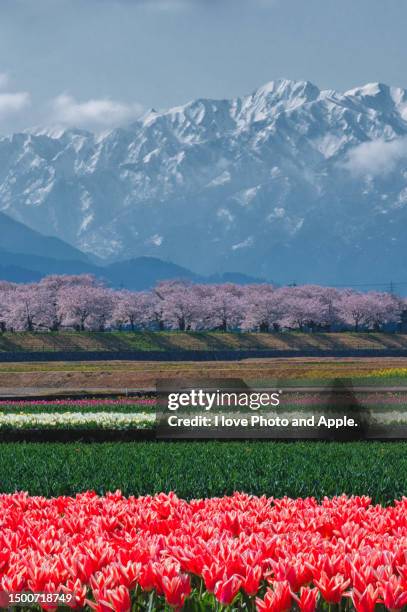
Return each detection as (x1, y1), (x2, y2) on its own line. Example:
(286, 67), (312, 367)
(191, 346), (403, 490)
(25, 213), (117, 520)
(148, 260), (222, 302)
(0, 275), (404, 333)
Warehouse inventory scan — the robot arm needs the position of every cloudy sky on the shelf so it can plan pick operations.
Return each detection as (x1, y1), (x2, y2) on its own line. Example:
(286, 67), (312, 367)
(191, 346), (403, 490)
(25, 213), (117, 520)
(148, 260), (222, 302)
(0, 0), (406, 132)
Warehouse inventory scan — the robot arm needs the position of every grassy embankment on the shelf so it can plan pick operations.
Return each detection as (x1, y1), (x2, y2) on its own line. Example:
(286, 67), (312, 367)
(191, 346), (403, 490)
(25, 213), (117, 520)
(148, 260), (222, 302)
(1, 331), (407, 352)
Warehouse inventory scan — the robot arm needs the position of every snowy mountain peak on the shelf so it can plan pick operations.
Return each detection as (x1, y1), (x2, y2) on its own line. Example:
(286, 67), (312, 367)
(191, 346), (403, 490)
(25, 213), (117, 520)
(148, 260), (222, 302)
(346, 82), (390, 97)
(344, 82), (407, 116)
(239, 79), (321, 124)
(254, 78), (320, 102)
(2, 78), (407, 284)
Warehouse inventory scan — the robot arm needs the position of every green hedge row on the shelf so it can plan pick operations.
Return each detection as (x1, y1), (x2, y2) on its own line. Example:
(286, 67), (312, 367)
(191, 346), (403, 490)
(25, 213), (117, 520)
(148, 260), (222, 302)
(0, 441), (406, 503)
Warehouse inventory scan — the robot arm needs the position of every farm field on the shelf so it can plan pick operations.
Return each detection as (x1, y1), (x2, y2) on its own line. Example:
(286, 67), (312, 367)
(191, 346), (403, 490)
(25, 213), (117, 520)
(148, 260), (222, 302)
(0, 438), (406, 611)
(0, 359), (406, 610)
(1, 391), (407, 437)
(0, 398), (154, 434)
(1, 330), (407, 353)
(1, 356), (407, 395)
(1, 491), (406, 611)
(0, 441), (405, 502)
(0, 436), (406, 612)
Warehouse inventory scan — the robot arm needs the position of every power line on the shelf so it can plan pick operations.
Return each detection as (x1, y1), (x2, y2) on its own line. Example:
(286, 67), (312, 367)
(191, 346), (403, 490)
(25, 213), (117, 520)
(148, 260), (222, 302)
(273, 280), (407, 290)
(327, 281), (407, 289)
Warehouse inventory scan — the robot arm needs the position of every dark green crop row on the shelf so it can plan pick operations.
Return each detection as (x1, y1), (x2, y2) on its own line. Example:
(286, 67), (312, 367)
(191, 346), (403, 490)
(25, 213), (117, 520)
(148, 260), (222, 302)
(0, 441), (406, 503)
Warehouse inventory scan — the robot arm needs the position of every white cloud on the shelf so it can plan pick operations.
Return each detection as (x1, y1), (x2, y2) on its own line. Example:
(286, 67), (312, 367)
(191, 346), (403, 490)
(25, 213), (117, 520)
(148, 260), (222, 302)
(343, 138), (407, 176)
(0, 92), (30, 117)
(50, 94), (143, 128)
(0, 72), (30, 120)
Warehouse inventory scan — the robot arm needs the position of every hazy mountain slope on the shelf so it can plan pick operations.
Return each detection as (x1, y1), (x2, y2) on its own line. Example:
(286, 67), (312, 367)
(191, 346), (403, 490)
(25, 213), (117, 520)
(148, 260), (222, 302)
(0, 212), (263, 288)
(0, 261), (42, 283)
(0, 211), (89, 261)
(1, 80), (407, 282)
(0, 245), (262, 289)
(0, 247), (199, 289)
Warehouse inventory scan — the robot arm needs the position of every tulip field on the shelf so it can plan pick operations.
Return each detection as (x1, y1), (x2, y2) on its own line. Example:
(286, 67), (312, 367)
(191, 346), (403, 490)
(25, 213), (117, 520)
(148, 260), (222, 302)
(0, 390), (407, 436)
(1, 439), (407, 610)
(0, 355), (406, 610)
(0, 398), (155, 431)
(1, 491), (407, 611)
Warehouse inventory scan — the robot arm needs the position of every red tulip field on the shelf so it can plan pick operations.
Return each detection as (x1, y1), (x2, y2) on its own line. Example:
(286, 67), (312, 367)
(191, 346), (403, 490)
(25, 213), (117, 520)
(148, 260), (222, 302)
(1, 491), (407, 610)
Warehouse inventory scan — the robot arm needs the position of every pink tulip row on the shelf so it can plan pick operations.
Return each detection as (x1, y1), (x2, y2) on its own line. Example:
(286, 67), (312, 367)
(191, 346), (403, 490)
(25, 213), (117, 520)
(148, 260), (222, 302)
(0, 397), (155, 409)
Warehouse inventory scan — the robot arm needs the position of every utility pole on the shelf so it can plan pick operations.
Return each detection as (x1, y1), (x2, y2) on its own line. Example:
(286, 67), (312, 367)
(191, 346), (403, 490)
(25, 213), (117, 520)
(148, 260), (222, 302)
(389, 280), (395, 295)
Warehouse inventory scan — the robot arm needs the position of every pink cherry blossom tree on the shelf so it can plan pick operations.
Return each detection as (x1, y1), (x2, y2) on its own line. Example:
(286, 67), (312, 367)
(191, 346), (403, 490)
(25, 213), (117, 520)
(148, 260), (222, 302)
(154, 281), (203, 331)
(0, 273), (403, 333)
(242, 285), (282, 332)
(0, 282), (15, 332)
(339, 291), (374, 331)
(112, 290), (153, 330)
(4, 284), (53, 331)
(203, 284), (246, 331)
(58, 285), (113, 331)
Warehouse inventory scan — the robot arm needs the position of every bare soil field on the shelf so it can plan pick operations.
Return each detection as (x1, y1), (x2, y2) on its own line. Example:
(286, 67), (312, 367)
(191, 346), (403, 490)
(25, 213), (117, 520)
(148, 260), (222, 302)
(1, 356), (407, 395)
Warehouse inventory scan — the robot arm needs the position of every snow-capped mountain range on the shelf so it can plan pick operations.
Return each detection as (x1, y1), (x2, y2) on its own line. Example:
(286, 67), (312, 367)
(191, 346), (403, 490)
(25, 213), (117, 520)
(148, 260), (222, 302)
(2, 79), (407, 284)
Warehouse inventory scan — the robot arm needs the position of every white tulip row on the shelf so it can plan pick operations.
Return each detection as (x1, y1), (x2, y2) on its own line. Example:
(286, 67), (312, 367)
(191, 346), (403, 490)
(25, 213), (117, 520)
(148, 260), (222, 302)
(0, 411), (155, 429)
